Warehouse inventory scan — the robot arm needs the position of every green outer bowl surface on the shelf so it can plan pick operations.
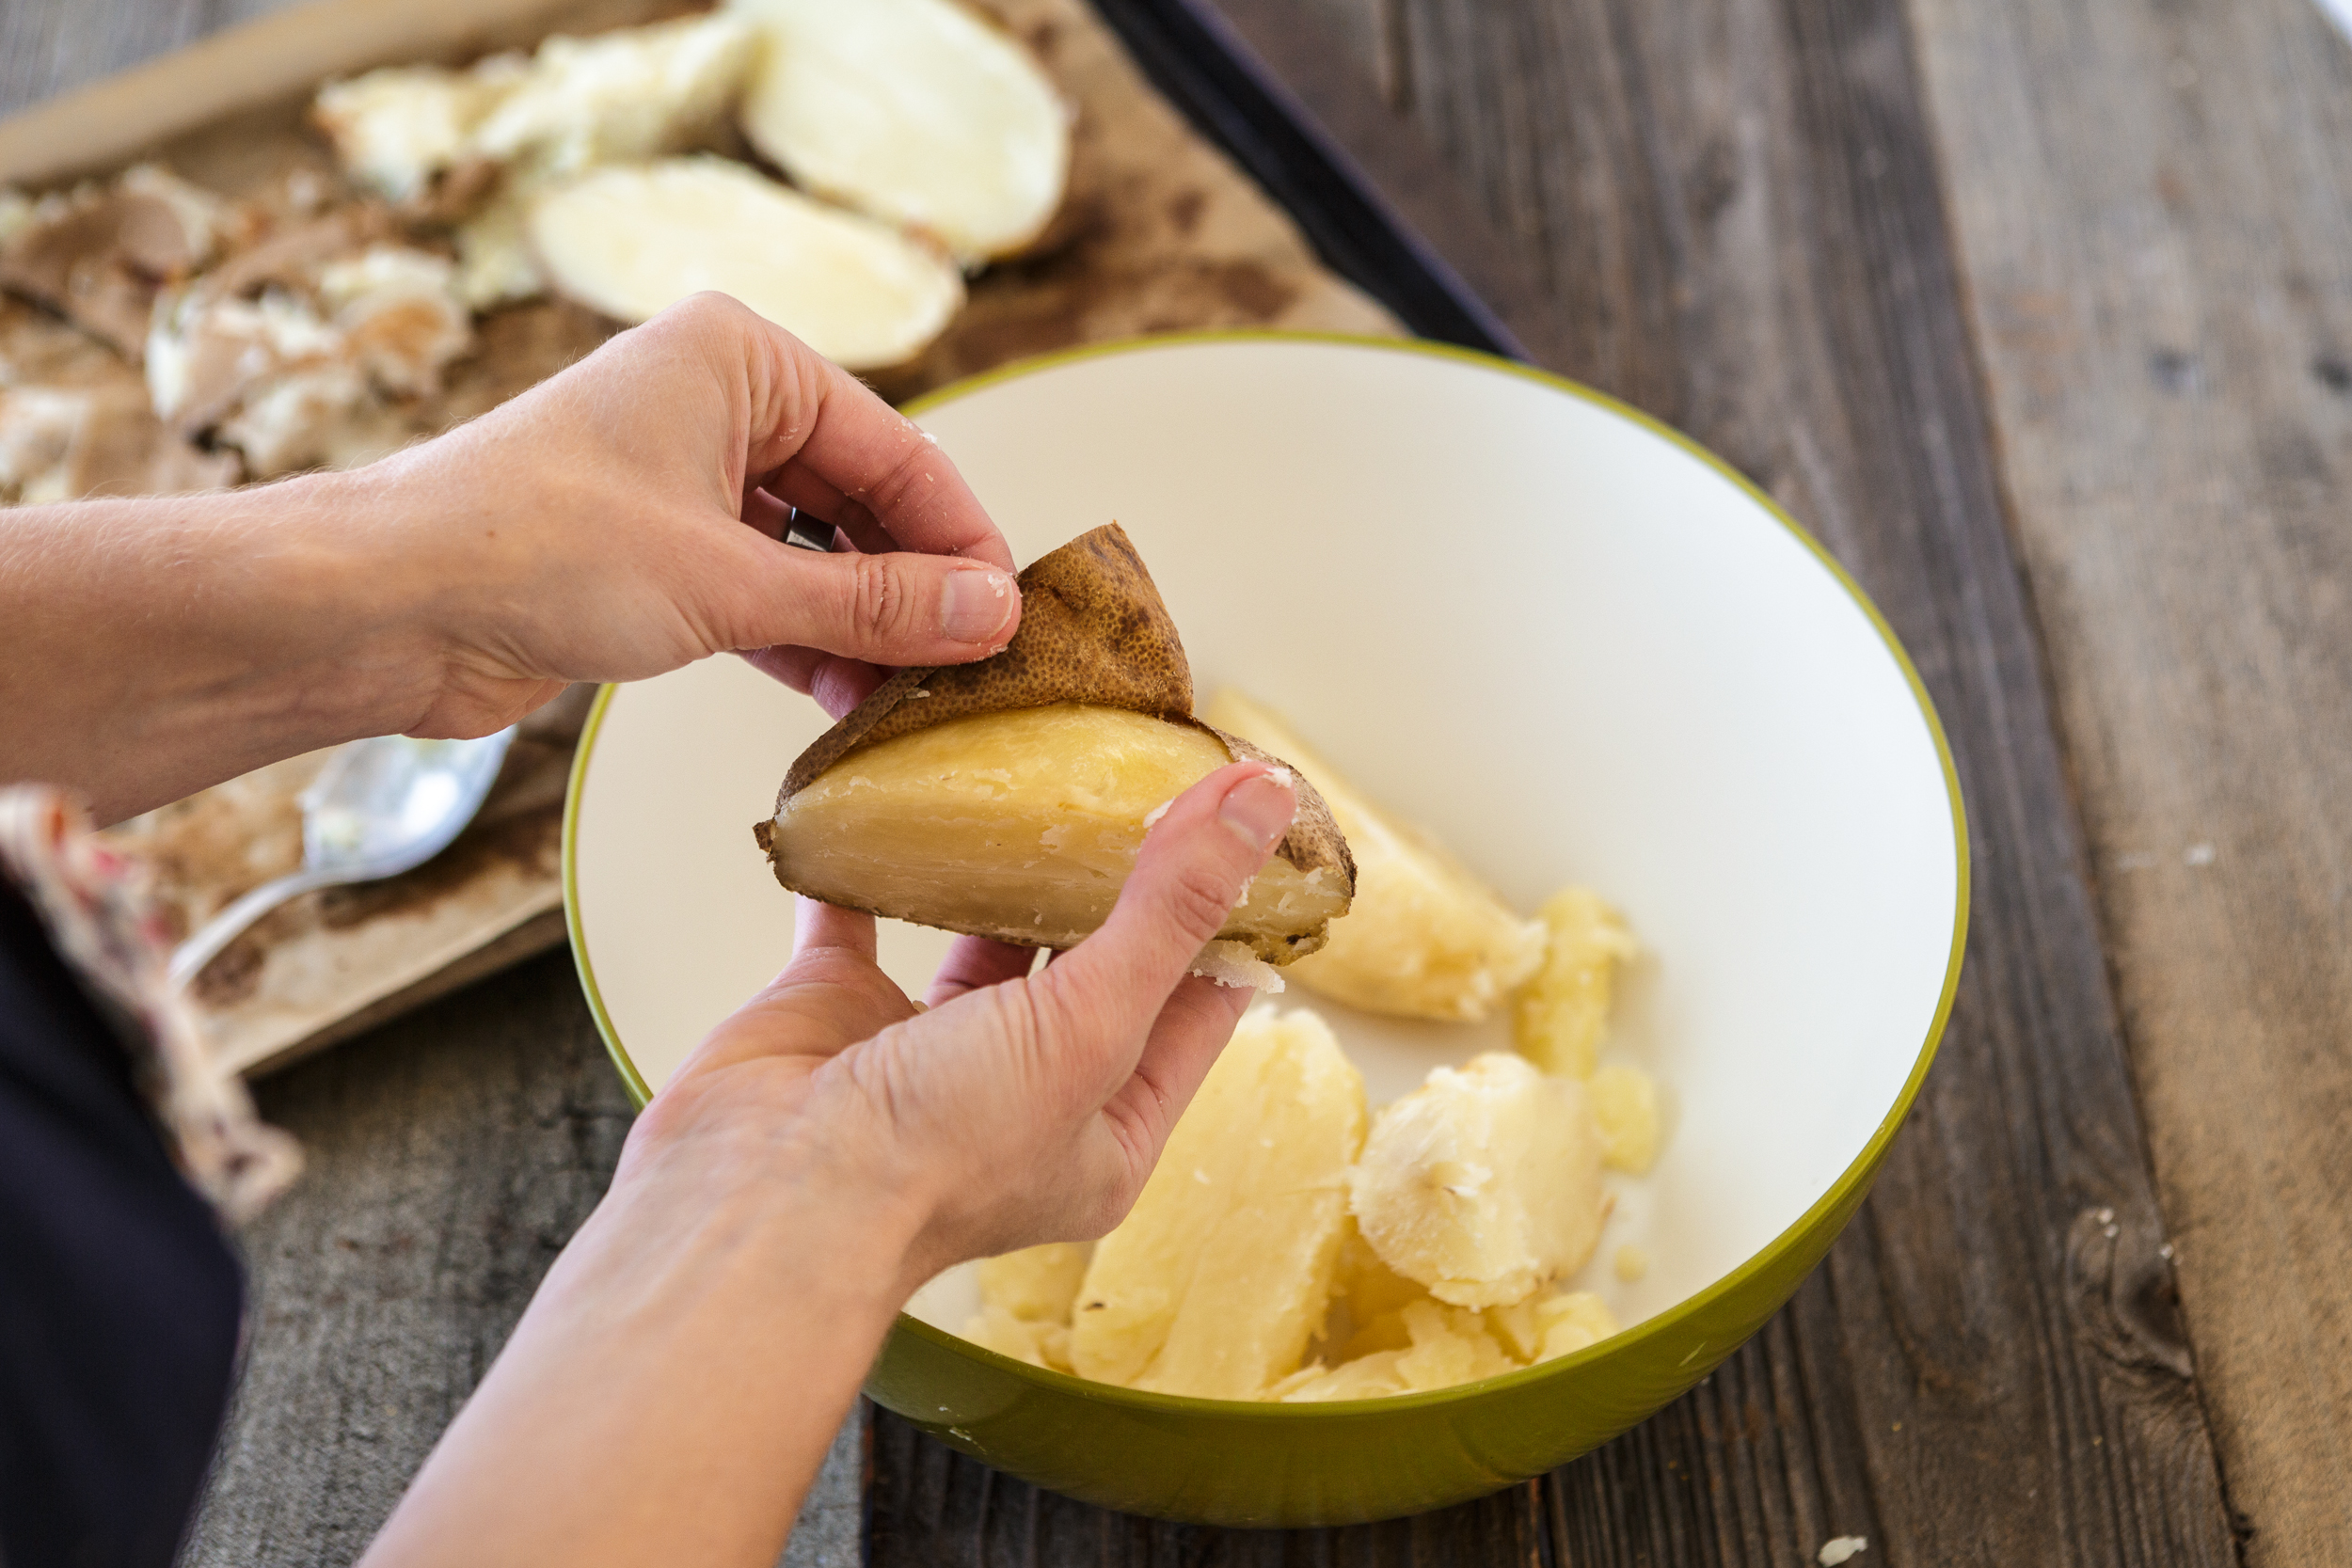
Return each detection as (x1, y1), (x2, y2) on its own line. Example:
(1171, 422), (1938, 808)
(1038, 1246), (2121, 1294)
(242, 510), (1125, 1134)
(562, 332), (1969, 1528)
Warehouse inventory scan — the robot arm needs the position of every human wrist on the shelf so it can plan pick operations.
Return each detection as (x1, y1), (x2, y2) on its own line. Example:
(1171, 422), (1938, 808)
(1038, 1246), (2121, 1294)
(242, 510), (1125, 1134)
(612, 1082), (938, 1317)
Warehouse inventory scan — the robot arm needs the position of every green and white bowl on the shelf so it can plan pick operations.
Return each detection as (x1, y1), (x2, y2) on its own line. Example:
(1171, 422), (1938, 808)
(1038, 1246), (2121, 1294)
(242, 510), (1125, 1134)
(563, 335), (1966, 1527)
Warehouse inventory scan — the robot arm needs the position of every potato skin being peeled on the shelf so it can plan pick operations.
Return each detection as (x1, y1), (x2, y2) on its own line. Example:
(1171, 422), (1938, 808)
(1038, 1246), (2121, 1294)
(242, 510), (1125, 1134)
(755, 525), (1354, 959)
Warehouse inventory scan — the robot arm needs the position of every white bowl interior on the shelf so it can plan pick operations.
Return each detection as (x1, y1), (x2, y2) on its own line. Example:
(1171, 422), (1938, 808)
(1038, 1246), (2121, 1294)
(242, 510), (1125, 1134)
(568, 338), (1959, 1344)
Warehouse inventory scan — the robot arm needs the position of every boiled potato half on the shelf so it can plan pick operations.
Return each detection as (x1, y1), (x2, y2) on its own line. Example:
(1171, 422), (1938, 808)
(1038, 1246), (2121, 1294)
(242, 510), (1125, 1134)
(757, 527), (1355, 966)
(529, 158), (964, 371)
(730, 0), (1070, 261)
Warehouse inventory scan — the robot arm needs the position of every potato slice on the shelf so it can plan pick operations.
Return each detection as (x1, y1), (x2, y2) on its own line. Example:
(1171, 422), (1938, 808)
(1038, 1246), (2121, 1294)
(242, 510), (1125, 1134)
(1350, 1053), (1607, 1308)
(528, 157), (963, 371)
(762, 703), (1349, 958)
(730, 0), (1069, 261)
(1201, 690), (1546, 1021)
(1070, 1007), (1366, 1399)
(1514, 887), (1638, 1079)
(758, 527), (1355, 960)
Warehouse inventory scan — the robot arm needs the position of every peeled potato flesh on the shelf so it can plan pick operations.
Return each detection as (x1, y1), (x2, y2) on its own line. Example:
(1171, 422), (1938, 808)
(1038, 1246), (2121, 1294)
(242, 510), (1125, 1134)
(528, 157), (962, 370)
(1514, 887), (1638, 1079)
(730, 0), (1069, 261)
(1350, 1052), (1608, 1308)
(1202, 689), (1546, 1022)
(761, 703), (1352, 956)
(1590, 1062), (1661, 1174)
(1070, 1007), (1366, 1399)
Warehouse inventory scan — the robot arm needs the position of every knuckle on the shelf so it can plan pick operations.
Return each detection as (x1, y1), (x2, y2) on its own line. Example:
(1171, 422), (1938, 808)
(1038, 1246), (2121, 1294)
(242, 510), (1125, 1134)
(1162, 861), (1240, 942)
(844, 554), (910, 643)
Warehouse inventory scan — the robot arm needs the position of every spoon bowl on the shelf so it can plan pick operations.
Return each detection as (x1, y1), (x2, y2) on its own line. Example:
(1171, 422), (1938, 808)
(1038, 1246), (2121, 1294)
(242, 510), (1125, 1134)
(170, 729), (517, 987)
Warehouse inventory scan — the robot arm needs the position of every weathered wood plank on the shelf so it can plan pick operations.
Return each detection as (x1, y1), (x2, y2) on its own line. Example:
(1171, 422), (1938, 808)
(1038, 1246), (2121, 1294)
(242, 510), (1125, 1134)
(866, 0), (2245, 1559)
(1906, 0), (2352, 1560)
(0, 0), (321, 124)
(180, 953), (634, 1563)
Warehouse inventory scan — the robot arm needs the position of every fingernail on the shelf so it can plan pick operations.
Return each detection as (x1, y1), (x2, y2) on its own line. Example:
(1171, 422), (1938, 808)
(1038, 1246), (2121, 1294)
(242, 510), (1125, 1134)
(941, 567), (1016, 643)
(1219, 768), (1295, 851)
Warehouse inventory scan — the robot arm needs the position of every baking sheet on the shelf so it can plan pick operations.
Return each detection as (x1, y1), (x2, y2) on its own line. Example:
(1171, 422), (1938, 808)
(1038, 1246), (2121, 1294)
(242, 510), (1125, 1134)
(0, 0), (1402, 1077)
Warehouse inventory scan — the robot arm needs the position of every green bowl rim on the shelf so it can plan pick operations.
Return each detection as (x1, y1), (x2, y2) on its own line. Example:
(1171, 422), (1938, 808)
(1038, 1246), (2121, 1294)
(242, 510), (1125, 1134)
(560, 328), (1971, 1419)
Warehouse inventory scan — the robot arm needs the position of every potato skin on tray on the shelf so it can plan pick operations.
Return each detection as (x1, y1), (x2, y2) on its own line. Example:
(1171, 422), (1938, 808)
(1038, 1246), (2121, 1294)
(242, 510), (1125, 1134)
(754, 525), (1355, 960)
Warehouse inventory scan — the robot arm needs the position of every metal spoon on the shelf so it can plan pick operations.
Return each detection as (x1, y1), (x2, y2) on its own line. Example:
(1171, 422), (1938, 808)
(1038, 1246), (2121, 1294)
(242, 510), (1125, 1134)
(169, 729), (518, 987)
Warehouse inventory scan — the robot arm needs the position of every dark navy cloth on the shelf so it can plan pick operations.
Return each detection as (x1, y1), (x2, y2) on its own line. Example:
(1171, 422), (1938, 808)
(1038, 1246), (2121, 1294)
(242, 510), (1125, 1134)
(0, 879), (244, 1568)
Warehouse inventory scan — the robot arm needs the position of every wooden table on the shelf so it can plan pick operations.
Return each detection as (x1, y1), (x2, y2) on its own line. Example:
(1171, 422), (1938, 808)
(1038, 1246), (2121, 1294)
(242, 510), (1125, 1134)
(8, 0), (2348, 1561)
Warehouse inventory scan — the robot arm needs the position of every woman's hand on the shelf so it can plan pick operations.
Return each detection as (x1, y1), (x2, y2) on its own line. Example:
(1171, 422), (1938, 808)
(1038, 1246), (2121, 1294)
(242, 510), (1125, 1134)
(367, 291), (1021, 734)
(637, 758), (1302, 1287)
(360, 763), (1298, 1568)
(0, 293), (1017, 820)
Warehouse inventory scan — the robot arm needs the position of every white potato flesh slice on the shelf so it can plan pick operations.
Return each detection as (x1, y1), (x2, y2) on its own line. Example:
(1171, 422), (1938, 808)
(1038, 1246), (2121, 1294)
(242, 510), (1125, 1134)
(730, 0), (1069, 261)
(527, 158), (962, 371)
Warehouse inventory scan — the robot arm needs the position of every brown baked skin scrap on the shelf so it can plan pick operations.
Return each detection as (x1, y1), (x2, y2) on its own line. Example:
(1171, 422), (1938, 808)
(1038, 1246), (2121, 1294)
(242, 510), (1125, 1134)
(754, 522), (1356, 950)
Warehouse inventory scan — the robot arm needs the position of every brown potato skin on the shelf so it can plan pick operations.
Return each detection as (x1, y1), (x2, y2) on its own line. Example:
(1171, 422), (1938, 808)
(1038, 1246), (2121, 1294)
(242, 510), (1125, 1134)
(777, 523), (1192, 798)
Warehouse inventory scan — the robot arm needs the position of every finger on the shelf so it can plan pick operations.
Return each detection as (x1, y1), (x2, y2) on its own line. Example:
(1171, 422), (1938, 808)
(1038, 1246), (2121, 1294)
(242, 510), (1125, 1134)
(927, 936), (1040, 1008)
(713, 537), (1021, 670)
(1109, 975), (1254, 1152)
(1041, 763), (1295, 1082)
(739, 315), (1014, 570)
(742, 484), (793, 542)
(737, 645), (885, 717)
(792, 895), (878, 963)
(764, 467), (897, 558)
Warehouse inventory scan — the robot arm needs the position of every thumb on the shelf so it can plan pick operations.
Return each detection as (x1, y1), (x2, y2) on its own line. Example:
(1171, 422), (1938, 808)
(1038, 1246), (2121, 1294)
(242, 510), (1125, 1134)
(1048, 762), (1296, 1033)
(722, 539), (1023, 667)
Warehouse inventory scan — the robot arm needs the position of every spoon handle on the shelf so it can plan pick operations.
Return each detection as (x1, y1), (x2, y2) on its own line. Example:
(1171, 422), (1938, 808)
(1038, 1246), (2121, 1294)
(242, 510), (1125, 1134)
(168, 863), (344, 988)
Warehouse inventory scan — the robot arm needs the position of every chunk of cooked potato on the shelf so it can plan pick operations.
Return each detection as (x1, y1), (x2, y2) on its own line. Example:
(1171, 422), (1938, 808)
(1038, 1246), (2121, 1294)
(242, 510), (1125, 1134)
(1202, 689), (1546, 1022)
(1513, 886), (1637, 1080)
(1590, 1062), (1661, 1175)
(1069, 1007), (1365, 1400)
(1350, 1053), (1608, 1308)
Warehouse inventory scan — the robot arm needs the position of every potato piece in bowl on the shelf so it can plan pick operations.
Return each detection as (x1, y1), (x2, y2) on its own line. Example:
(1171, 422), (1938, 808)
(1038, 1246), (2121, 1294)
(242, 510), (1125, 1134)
(1349, 1052), (1608, 1308)
(1514, 886), (1637, 1079)
(1069, 1007), (1366, 1399)
(1202, 690), (1547, 1021)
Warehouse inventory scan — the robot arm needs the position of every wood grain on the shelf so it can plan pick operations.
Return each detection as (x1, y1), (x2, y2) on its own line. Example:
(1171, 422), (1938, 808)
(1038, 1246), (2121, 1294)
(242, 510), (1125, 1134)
(1908, 0), (2352, 1560)
(865, 0), (2248, 1559)
(179, 954), (634, 1563)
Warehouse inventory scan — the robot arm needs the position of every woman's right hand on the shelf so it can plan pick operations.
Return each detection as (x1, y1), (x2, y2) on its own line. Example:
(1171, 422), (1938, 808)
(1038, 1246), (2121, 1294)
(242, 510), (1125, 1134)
(366, 290), (1025, 736)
